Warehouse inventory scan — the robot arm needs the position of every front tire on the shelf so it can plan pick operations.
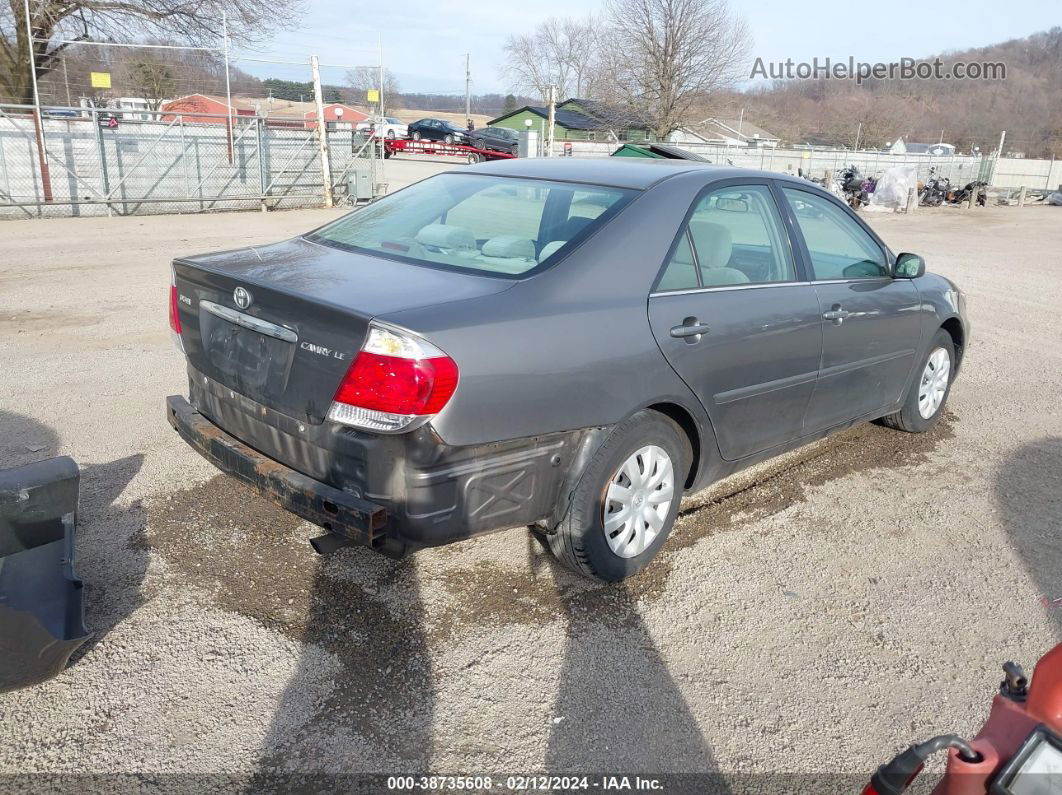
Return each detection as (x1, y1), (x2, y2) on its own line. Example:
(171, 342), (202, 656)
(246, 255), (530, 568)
(444, 134), (455, 144)
(881, 329), (955, 433)
(547, 410), (690, 582)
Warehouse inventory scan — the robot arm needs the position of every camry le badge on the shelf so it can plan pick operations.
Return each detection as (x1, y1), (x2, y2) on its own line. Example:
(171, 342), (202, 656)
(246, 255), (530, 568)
(233, 286), (252, 309)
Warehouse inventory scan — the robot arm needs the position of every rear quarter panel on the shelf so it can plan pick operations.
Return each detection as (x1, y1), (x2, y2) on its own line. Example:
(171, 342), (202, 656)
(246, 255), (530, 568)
(381, 170), (716, 448)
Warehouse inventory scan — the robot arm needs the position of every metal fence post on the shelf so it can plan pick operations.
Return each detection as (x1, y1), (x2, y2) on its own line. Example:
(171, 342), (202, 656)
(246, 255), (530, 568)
(179, 115), (191, 204)
(92, 108), (112, 216)
(257, 116), (268, 212)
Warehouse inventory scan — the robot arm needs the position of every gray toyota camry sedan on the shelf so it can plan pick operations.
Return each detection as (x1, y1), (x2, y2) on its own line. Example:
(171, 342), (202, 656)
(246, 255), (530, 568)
(167, 158), (968, 582)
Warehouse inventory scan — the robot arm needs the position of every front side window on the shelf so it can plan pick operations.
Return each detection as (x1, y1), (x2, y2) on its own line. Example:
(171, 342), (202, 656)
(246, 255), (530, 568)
(307, 173), (634, 277)
(781, 188), (889, 279)
(656, 184), (796, 291)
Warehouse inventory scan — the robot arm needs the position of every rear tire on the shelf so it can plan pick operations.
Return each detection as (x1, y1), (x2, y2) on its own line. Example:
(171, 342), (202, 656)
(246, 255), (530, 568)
(411, 131), (422, 141)
(881, 329), (955, 433)
(547, 410), (690, 582)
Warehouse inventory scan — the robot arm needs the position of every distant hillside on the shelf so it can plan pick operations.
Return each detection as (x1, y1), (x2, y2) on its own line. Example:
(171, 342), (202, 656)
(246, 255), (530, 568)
(711, 27), (1062, 157)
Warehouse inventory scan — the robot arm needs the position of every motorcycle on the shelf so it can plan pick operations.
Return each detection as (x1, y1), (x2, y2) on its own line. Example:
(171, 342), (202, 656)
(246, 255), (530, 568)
(920, 169), (951, 206)
(839, 165), (872, 210)
(863, 643), (1062, 795)
(948, 180), (988, 206)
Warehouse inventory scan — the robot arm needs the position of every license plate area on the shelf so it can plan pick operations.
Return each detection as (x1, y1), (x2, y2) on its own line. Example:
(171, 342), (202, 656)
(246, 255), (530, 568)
(992, 724), (1062, 795)
(200, 303), (296, 392)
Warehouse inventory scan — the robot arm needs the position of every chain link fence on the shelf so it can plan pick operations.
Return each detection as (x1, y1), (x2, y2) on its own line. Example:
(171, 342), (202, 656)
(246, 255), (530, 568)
(551, 139), (1062, 192)
(0, 104), (382, 218)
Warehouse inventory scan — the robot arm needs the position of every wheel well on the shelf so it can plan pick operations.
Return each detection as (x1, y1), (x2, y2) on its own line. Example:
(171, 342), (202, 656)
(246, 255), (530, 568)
(940, 317), (965, 371)
(648, 402), (700, 488)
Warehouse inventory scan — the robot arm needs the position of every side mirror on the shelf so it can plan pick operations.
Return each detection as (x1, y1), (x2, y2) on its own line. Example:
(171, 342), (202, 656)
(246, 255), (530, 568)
(894, 252), (925, 279)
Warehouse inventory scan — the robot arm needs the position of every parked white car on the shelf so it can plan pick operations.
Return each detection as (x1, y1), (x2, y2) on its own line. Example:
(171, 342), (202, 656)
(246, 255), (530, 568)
(355, 117), (408, 140)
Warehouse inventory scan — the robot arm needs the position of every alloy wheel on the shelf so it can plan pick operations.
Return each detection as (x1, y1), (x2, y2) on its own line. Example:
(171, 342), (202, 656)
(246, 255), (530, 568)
(602, 445), (675, 558)
(918, 347), (951, 419)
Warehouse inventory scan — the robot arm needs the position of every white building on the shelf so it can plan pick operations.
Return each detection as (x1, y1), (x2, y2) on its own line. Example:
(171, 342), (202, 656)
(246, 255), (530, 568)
(669, 117), (781, 148)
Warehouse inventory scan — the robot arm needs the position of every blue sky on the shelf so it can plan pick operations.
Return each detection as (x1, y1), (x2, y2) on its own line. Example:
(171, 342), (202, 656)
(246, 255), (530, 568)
(232, 0), (1059, 95)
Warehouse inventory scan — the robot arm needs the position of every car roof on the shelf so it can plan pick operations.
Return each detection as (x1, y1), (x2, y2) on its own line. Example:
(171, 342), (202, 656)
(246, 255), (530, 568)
(454, 157), (759, 190)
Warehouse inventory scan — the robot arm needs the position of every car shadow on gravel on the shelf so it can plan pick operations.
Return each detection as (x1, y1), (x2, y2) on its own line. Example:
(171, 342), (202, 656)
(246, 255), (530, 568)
(0, 410), (148, 665)
(250, 551), (434, 789)
(996, 437), (1062, 634)
(144, 475), (434, 789)
(528, 537), (730, 792)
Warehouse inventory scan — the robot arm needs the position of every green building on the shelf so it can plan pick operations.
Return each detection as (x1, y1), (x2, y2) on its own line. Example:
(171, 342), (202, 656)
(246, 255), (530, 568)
(487, 98), (652, 141)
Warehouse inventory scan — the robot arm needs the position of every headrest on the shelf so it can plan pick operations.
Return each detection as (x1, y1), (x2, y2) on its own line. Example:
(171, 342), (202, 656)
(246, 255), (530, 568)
(539, 241), (566, 260)
(481, 236), (535, 259)
(414, 224), (475, 250)
(688, 221), (733, 269)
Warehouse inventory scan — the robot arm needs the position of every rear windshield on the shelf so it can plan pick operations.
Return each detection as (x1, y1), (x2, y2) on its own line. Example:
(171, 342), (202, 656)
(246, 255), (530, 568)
(306, 173), (635, 278)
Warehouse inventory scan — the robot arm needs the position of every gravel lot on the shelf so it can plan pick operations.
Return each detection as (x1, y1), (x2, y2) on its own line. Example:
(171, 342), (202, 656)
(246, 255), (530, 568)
(0, 178), (1059, 792)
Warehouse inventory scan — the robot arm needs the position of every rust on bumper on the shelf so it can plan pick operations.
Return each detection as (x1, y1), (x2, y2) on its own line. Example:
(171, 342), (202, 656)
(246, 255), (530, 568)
(166, 395), (391, 551)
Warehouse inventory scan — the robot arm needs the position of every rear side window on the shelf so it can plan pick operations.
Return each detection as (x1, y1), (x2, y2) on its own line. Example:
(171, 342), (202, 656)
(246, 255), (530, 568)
(656, 184), (796, 291)
(781, 188), (888, 279)
(307, 173), (634, 278)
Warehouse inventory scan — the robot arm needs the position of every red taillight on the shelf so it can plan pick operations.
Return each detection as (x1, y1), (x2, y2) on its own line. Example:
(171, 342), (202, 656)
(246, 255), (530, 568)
(334, 352), (458, 416)
(169, 284), (181, 334)
(327, 325), (458, 432)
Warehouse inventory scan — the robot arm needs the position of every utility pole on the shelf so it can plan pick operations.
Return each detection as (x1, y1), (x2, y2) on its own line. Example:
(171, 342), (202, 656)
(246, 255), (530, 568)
(464, 53), (471, 126)
(311, 55), (334, 208)
(23, 0), (53, 201)
(546, 85), (556, 158)
(221, 11), (234, 162)
(62, 58), (72, 107)
(378, 32), (385, 118)
(854, 121), (862, 153)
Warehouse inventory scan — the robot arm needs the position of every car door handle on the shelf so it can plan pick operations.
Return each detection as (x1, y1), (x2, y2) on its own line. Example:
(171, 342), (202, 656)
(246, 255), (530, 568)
(670, 318), (711, 341)
(822, 305), (851, 324)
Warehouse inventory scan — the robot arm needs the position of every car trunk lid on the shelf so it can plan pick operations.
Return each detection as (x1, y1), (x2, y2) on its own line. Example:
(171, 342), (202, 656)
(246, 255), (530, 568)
(173, 236), (512, 424)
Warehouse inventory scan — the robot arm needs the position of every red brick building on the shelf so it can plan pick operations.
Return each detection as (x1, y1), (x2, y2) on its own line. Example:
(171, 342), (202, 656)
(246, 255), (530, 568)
(160, 95), (370, 129)
(160, 94), (257, 124)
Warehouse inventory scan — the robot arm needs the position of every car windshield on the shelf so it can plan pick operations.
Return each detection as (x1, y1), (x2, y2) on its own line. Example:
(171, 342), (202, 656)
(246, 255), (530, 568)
(306, 173), (635, 277)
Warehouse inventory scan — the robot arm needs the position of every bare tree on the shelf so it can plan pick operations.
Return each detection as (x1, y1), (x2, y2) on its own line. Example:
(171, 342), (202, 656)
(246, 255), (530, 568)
(597, 0), (751, 139)
(119, 52), (177, 110)
(502, 16), (597, 102)
(0, 0), (300, 106)
(345, 66), (400, 115)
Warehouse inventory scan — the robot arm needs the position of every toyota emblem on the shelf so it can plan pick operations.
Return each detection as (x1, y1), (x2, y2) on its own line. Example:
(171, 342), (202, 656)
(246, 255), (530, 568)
(233, 286), (252, 309)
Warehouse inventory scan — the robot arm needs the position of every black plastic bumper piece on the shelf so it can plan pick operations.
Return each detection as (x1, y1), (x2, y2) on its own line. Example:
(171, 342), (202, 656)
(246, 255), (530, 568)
(166, 395), (394, 553)
(0, 456), (91, 693)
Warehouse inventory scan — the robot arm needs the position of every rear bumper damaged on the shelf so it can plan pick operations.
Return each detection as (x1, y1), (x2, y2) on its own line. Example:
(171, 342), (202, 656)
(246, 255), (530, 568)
(168, 378), (603, 555)
(167, 395), (394, 554)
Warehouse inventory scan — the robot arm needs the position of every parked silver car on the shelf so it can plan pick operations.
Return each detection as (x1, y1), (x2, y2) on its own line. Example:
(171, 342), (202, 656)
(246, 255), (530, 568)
(167, 158), (968, 581)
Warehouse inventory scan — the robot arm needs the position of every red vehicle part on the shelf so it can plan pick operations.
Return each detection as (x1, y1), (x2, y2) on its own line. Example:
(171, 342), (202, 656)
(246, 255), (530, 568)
(864, 643), (1062, 795)
(383, 138), (516, 163)
(934, 643), (1062, 795)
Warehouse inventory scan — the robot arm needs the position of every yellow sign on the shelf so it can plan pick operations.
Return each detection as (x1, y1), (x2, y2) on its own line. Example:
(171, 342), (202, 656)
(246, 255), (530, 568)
(90, 71), (112, 89)
(366, 89), (379, 103)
